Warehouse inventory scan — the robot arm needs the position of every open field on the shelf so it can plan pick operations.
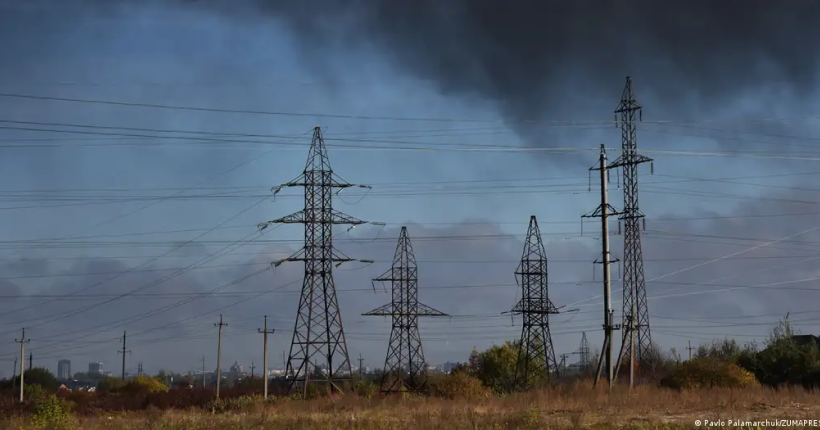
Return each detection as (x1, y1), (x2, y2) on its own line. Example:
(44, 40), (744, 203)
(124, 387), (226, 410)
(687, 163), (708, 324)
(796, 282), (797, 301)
(3, 383), (819, 429)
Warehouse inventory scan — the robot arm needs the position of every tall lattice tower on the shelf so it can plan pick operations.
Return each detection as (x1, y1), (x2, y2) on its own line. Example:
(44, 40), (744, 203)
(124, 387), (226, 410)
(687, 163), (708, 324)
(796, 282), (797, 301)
(608, 77), (654, 377)
(509, 216), (560, 390)
(363, 227), (448, 394)
(259, 126), (378, 395)
(578, 332), (591, 373)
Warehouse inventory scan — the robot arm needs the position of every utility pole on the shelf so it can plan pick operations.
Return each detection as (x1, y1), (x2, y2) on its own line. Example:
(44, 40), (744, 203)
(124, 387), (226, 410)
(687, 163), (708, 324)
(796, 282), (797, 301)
(358, 353), (364, 378)
(258, 126), (382, 396)
(215, 315), (227, 399)
(201, 356), (206, 388)
(258, 315), (275, 399)
(687, 340), (695, 360)
(363, 227), (449, 394)
(117, 331), (131, 380)
(584, 144), (621, 390)
(11, 357), (17, 391)
(610, 76), (655, 384)
(15, 328), (29, 403)
(28, 351), (32, 371)
(559, 353), (570, 375)
(137, 362), (143, 377)
(503, 216), (561, 390)
(250, 362), (255, 379)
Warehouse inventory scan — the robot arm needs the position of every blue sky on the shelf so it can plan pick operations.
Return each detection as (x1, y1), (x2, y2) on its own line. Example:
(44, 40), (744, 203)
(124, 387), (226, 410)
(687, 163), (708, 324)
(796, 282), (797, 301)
(1, 1), (820, 377)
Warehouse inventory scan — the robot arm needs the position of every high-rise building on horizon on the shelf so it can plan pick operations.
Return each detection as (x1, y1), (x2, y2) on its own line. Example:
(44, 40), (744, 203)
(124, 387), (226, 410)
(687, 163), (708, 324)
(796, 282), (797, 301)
(57, 359), (71, 380)
(88, 362), (103, 375)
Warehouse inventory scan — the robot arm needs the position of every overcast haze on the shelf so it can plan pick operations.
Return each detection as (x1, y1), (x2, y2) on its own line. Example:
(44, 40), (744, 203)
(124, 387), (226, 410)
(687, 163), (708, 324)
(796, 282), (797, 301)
(0, 1), (820, 377)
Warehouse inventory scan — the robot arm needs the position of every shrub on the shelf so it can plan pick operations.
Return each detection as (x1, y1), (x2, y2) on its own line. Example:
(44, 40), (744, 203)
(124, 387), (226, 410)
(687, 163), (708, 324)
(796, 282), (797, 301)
(208, 395), (263, 413)
(96, 376), (127, 394)
(353, 378), (379, 398)
(122, 375), (170, 395)
(660, 357), (758, 390)
(428, 372), (489, 400)
(30, 394), (76, 429)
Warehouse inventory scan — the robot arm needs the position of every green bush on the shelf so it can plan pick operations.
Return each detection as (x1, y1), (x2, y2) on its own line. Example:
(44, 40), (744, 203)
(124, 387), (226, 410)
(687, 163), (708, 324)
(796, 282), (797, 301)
(353, 378), (379, 398)
(122, 375), (170, 395)
(30, 394), (76, 429)
(96, 376), (127, 393)
(428, 372), (489, 400)
(660, 357), (758, 390)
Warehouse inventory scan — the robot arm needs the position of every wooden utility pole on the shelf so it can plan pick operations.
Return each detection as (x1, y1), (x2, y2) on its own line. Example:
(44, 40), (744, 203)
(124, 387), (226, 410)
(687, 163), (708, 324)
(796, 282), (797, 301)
(28, 351), (32, 371)
(15, 329), (29, 403)
(258, 315), (274, 399)
(215, 315), (227, 399)
(118, 331), (131, 380)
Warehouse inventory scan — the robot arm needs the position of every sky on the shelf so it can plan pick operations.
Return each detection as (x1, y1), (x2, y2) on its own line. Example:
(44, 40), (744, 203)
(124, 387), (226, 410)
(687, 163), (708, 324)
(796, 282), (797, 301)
(1, 0), (820, 377)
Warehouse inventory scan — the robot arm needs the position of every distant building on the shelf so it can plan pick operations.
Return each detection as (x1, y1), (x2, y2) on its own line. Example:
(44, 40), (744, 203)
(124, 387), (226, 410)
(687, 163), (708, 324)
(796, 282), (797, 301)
(442, 362), (460, 373)
(88, 362), (103, 375)
(57, 360), (71, 380)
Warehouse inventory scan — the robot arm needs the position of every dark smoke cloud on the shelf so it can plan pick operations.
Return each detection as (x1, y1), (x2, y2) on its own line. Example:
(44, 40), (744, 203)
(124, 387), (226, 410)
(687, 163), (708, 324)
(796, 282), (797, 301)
(252, 0), (820, 116)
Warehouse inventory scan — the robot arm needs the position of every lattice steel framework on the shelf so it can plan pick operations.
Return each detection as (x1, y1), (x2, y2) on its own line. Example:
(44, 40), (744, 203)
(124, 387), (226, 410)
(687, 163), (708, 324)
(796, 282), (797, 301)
(578, 332), (591, 373)
(510, 216), (560, 390)
(363, 227), (448, 393)
(259, 126), (378, 395)
(608, 77), (654, 376)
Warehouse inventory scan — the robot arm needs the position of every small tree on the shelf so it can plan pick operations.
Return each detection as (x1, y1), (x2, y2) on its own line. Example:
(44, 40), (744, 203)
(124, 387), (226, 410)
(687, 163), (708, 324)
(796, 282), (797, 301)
(1, 367), (60, 390)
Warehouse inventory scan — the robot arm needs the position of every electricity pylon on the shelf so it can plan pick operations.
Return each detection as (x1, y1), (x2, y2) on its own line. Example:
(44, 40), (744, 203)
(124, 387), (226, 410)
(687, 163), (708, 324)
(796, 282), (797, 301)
(258, 126), (382, 396)
(608, 77), (655, 384)
(363, 227), (448, 394)
(578, 332), (591, 373)
(506, 216), (560, 390)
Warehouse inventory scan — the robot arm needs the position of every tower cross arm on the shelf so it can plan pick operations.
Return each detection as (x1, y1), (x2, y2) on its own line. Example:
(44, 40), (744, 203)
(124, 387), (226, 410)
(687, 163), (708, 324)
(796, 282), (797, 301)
(582, 203), (622, 219)
(414, 302), (449, 317)
(362, 302), (449, 317)
(362, 303), (393, 317)
(258, 210), (384, 231)
(508, 298), (560, 315)
(606, 153), (653, 170)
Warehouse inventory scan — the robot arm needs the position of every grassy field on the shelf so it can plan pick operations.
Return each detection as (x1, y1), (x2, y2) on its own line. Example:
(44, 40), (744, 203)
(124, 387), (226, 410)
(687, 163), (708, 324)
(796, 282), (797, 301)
(2, 382), (818, 429)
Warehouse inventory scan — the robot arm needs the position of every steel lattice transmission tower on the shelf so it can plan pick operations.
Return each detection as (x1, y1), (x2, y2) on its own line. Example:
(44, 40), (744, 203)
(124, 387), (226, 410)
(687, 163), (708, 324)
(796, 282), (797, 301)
(578, 332), (591, 373)
(507, 216), (560, 390)
(363, 227), (448, 394)
(608, 77), (655, 380)
(259, 126), (381, 395)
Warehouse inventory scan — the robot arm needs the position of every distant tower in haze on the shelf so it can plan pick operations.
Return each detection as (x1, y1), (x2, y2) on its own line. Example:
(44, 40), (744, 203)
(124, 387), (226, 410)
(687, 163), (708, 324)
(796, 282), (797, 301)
(57, 360), (71, 380)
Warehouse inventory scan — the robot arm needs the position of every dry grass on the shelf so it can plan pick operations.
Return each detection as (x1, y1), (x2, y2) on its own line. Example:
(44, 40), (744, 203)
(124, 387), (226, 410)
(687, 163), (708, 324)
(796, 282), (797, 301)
(3, 380), (819, 429)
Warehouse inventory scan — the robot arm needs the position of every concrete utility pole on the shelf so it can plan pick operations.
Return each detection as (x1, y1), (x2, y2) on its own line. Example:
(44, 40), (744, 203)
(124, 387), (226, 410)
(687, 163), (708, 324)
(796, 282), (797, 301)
(358, 353), (364, 378)
(201, 356), (206, 388)
(28, 351), (32, 371)
(11, 357), (17, 391)
(585, 144), (621, 391)
(250, 362), (255, 380)
(687, 340), (695, 360)
(215, 315), (227, 399)
(15, 329), (30, 403)
(258, 315), (275, 399)
(118, 331), (131, 380)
